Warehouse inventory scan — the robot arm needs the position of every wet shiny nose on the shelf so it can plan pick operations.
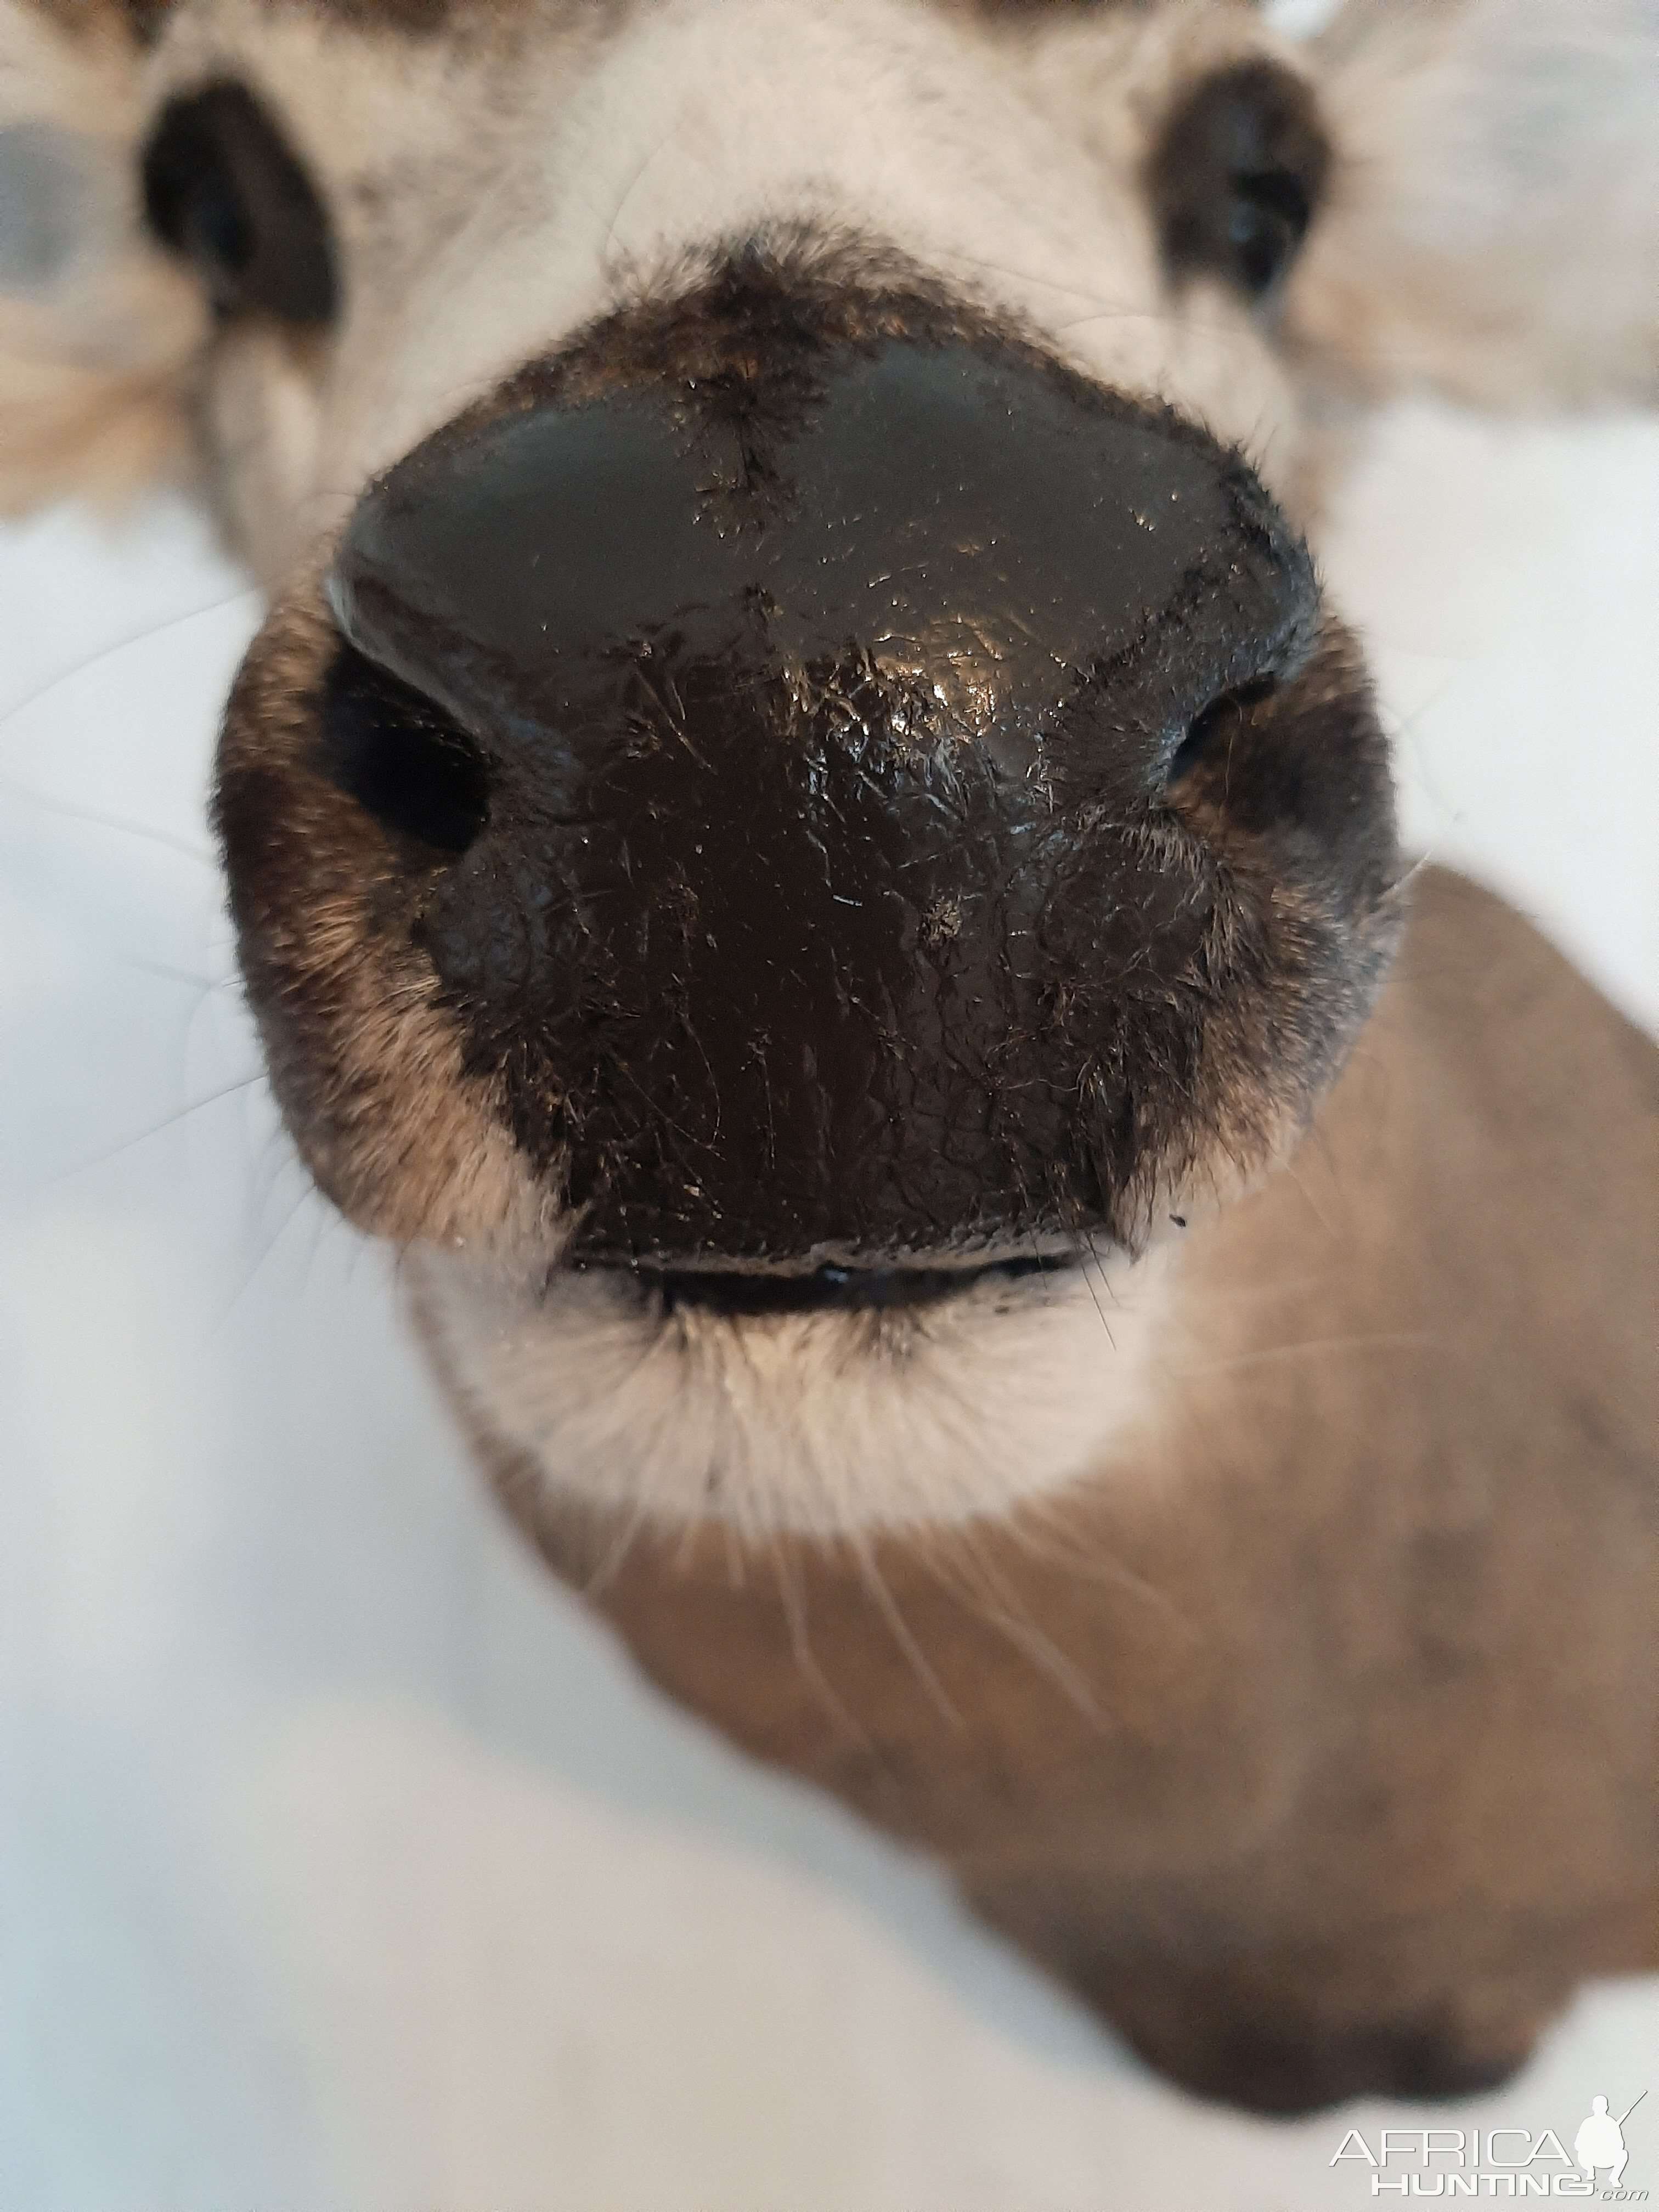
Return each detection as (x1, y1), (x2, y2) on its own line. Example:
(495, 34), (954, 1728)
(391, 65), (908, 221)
(327, 338), (1311, 813)
(317, 331), (1317, 1265)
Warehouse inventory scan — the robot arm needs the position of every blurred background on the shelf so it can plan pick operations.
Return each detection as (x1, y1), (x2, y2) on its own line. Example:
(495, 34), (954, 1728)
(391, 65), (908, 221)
(2, 0), (1656, 2179)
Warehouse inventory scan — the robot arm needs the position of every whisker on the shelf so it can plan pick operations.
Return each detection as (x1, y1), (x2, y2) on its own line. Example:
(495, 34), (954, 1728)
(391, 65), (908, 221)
(120, 956), (230, 990)
(1277, 1152), (1341, 1242)
(1167, 1328), (1432, 1379)
(297, 1189), (357, 1308)
(579, 1490), (654, 1599)
(1057, 1204), (1118, 1350)
(767, 1533), (873, 1751)
(0, 588), (261, 740)
(242, 1118), (303, 1226)
(669, 1494), (708, 1577)
(1181, 1268), (1344, 1308)
(207, 1171), (325, 1340)
(936, 246), (1153, 315)
(721, 1515), (748, 1591)
(0, 775), (216, 865)
(44, 1072), (270, 1184)
(600, 129), (681, 278)
(845, 1529), (964, 1733)
(921, 1522), (1107, 1727)
(996, 1489), (1191, 1630)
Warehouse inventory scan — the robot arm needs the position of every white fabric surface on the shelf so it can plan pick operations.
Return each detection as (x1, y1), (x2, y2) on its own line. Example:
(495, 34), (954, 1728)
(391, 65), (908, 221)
(2, 402), (1655, 2209)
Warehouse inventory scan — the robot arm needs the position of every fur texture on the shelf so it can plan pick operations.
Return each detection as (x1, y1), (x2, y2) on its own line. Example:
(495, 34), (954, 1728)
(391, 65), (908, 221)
(444, 870), (1656, 2112)
(0, 0), (203, 509)
(8, 0), (1654, 2117)
(1285, 0), (1659, 409)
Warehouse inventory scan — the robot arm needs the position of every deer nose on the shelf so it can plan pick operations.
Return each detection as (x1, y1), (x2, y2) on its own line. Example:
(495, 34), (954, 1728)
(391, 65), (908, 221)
(318, 331), (1318, 1265)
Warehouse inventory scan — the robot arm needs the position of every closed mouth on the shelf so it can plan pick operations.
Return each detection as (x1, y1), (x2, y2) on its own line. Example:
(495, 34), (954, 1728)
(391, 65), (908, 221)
(573, 1255), (1072, 1316)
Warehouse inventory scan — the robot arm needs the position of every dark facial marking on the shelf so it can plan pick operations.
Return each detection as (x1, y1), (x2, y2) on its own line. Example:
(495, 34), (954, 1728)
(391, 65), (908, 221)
(142, 80), (337, 326)
(1148, 59), (1331, 300)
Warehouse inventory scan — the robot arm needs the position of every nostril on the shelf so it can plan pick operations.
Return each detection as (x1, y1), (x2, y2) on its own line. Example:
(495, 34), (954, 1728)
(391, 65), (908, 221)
(1165, 674), (1278, 790)
(318, 642), (490, 856)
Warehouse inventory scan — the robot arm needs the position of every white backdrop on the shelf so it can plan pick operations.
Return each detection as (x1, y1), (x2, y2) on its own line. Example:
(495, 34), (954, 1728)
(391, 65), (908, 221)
(2, 396), (1655, 2208)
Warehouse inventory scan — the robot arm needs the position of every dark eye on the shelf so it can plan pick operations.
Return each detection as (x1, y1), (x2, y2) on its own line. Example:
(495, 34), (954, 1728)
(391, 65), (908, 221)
(1147, 59), (1330, 300)
(142, 80), (337, 326)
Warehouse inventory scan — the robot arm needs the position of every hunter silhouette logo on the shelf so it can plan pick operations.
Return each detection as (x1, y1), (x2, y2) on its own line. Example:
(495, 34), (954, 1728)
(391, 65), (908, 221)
(1332, 2090), (1650, 2197)
(1576, 2096), (1646, 2193)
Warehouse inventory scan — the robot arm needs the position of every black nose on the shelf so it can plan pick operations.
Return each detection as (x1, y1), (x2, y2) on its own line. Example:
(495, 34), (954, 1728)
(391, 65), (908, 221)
(320, 321), (1317, 1266)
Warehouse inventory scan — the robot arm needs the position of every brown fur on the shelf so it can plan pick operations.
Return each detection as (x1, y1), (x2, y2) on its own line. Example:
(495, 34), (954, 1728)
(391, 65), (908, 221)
(0, 0), (204, 511)
(1283, 1), (1659, 410)
(5, 0), (1653, 2123)
(426, 868), (1657, 2111)
(215, 579), (555, 1250)
(0, 332), (189, 511)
